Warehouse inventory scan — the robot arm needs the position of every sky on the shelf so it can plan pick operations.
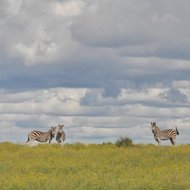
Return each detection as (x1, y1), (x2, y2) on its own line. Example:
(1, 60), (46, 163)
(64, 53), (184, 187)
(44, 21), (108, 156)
(0, 0), (190, 145)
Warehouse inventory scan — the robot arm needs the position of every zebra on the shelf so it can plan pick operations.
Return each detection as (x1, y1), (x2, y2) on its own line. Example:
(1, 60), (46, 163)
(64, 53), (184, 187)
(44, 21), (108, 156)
(26, 127), (57, 144)
(150, 122), (179, 146)
(56, 124), (65, 144)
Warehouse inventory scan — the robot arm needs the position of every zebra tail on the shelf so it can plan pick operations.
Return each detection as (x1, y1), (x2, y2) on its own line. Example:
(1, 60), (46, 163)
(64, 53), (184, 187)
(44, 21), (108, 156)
(176, 127), (179, 135)
(26, 135), (30, 143)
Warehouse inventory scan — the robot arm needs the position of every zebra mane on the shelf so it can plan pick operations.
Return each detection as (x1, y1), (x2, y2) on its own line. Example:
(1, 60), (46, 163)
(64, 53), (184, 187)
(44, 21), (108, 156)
(48, 128), (53, 132)
(48, 127), (56, 133)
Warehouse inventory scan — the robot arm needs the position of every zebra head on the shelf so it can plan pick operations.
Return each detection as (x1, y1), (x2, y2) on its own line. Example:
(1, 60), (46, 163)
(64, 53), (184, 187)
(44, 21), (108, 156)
(50, 127), (57, 137)
(58, 124), (64, 132)
(58, 124), (64, 129)
(150, 122), (160, 134)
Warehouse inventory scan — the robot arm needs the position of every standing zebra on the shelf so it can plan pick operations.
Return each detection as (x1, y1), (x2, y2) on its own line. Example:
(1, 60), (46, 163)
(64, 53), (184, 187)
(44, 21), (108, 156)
(150, 122), (179, 146)
(26, 127), (57, 144)
(56, 124), (65, 144)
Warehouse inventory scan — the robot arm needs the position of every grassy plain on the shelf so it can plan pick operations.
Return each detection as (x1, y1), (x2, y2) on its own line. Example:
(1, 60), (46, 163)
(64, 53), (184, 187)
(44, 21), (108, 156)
(0, 142), (190, 190)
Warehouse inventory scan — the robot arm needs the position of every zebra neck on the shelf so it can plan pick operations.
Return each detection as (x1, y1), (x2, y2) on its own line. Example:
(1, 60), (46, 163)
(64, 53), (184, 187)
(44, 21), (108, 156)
(153, 129), (161, 135)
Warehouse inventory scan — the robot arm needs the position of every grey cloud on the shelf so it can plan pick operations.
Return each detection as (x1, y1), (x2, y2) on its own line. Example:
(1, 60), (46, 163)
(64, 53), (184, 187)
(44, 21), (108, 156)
(1, 57), (189, 95)
(71, 0), (153, 47)
(0, 0), (78, 65)
(1, 0), (190, 144)
(0, 87), (190, 144)
(159, 88), (188, 103)
(1, 0), (190, 65)
(0, 1), (8, 18)
(80, 90), (101, 106)
(16, 120), (43, 130)
(71, 0), (190, 60)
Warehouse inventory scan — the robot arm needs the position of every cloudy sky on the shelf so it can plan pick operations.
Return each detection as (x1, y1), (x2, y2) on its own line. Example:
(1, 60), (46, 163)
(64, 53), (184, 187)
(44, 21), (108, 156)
(0, 0), (190, 144)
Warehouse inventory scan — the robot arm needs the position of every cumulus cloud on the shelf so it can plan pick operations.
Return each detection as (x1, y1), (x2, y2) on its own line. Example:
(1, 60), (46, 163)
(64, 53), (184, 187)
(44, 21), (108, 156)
(159, 88), (188, 103)
(54, 1), (84, 17)
(0, 0), (190, 144)
(0, 0), (190, 65)
(71, 0), (190, 59)
(0, 0), (83, 65)
(0, 87), (189, 144)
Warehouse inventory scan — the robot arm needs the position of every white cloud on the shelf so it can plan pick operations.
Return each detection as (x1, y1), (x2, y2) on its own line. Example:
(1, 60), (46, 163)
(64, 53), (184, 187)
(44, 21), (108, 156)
(71, 0), (190, 59)
(0, 87), (189, 144)
(0, 0), (190, 145)
(1, 0), (190, 65)
(0, 0), (81, 65)
(15, 41), (57, 65)
(173, 80), (190, 90)
(0, 88), (86, 114)
(7, 0), (23, 15)
(54, 1), (84, 17)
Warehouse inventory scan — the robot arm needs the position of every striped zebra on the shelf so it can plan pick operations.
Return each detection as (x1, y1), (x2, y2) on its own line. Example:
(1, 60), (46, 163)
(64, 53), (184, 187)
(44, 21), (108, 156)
(56, 124), (65, 144)
(26, 127), (57, 144)
(150, 122), (179, 146)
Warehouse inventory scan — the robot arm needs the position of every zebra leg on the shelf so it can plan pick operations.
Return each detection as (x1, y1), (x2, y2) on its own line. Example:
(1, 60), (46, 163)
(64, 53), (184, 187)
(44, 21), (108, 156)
(173, 138), (176, 146)
(171, 138), (176, 146)
(158, 139), (161, 145)
(48, 136), (53, 144)
(61, 140), (65, 146)
(61, 136), (66, 145)
(170, 138), (175, 146)
(155, 138), (160, 145)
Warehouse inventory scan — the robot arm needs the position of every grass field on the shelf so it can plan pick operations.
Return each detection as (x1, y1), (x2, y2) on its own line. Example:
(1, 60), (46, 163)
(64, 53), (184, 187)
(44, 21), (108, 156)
(0, 142), (190, 190)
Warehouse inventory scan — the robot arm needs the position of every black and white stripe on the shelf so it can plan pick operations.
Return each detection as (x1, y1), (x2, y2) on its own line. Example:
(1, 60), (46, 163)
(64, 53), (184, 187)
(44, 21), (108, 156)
(26, 127), (57, 144)
(56, 124), (65, 144)
(150, 122), (179, 146)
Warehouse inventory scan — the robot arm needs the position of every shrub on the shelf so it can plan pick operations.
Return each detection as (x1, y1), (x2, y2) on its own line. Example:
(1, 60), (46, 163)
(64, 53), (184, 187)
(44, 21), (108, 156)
(115, 137), (133, 147)
(102, 141), (114, 145)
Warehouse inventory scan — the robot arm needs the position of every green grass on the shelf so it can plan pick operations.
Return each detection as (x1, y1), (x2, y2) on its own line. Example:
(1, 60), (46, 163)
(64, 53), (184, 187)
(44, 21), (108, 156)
(0, 142), (190, 190)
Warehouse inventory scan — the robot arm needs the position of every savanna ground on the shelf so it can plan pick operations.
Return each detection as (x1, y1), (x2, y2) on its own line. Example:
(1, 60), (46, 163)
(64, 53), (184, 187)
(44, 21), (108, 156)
(0, 142), (190, 190)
